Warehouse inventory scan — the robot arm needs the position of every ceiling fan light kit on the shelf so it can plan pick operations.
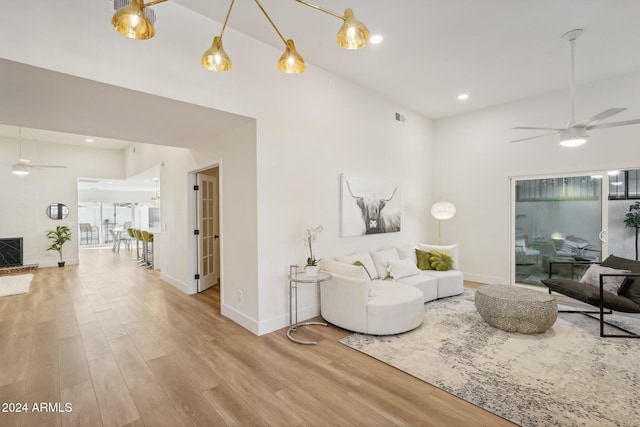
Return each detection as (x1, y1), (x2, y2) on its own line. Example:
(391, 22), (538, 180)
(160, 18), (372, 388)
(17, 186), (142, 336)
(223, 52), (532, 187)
(512, 29), (640, 147)
(111, 0), (370, 75)
(11, 128), (68, 175)
(12, 163), (29, 176)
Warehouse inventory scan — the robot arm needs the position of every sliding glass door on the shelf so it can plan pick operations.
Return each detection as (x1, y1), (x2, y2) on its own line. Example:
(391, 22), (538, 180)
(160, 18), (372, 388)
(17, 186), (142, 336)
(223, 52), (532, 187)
(512, 173), (606, 286)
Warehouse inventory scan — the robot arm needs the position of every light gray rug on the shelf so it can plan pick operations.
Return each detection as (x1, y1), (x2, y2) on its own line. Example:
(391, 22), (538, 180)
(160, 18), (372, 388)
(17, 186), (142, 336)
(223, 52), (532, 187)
(0, 273), (33, 297)
(340, 289), (640, 427)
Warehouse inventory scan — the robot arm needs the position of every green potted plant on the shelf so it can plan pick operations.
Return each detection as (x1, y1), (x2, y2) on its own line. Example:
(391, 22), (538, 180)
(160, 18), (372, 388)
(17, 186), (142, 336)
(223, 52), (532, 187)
(624, 201), (640, 260)
(46, 225), (72, 267)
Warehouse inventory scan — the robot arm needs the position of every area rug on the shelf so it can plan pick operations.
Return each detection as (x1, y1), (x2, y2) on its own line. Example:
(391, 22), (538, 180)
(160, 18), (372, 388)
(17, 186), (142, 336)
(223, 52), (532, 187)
(340, 290), (640, 427)
(0, 273), (33, 297)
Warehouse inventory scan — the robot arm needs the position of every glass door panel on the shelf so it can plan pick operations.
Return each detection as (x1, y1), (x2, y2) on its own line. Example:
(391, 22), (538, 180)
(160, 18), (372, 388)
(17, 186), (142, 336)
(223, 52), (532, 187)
(513, 174), (603, 287)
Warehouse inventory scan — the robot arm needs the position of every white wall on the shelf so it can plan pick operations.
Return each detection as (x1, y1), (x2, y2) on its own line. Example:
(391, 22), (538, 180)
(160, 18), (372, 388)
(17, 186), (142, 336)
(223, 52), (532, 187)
(0, 137), (124, 267)
(434, 71), (640, 284)
(0, 1), (434, 335)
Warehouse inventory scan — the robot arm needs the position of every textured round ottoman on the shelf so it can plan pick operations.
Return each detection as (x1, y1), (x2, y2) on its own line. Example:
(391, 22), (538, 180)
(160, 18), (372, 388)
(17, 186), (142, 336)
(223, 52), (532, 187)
(475, 285), (558, 334)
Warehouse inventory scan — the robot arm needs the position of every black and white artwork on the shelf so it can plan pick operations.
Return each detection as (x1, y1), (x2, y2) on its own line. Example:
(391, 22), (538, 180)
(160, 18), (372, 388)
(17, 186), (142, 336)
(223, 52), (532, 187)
(341, 174), (401, 237)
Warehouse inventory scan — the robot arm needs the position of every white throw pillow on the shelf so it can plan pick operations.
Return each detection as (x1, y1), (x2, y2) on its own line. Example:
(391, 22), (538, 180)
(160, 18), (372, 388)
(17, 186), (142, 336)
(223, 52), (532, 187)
(395, 246), (418, 265)
(579, 264), (631, 294)
(371, 248), (400, 279)
(387, 258), (420, 280)
(418, 243), (459, 270)
(335, 252), (379, 280)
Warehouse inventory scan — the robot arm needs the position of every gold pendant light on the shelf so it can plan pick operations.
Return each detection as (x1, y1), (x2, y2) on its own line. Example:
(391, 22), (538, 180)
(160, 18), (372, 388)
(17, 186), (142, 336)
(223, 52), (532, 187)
(112, 0), (369, 73)
(111, 0), (167, 40)
(202, 0), (235, 72)
(254, 0), (306, 74)
(337, 8), (369, 49)
(278, 40), (306, 74)
(202, 36), (232, 72)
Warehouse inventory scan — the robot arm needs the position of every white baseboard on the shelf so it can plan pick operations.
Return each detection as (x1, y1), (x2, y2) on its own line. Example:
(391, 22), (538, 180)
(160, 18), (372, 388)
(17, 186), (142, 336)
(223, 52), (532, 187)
(38, 259), (79, 268)
(256, 304), (320, 336)
(159, 272), (189, 294)
(464, 273), (504, 285)
(221, 303), (260, 335)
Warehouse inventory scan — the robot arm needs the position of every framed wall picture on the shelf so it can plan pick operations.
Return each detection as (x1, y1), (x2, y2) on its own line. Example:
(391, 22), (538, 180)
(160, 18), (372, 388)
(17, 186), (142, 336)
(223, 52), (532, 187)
(341, 174), (401, 237)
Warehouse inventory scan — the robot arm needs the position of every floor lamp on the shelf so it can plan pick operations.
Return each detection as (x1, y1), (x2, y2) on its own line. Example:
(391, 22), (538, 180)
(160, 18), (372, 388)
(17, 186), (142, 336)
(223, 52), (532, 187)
(431, 201), (456, 245)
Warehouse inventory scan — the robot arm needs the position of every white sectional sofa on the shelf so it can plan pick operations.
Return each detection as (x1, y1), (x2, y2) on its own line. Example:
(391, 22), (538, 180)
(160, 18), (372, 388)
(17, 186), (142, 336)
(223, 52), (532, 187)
(320, 244), (464, 335)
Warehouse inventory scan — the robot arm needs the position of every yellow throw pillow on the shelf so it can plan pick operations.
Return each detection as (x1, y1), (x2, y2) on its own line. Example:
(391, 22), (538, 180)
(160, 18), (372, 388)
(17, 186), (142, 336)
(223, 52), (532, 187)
(415, 249), (433, 270)
(429, 250), (453, 271)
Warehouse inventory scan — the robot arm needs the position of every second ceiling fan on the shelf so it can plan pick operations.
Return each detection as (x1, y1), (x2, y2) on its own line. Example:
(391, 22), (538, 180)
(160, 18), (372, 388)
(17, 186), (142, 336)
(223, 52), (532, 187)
(511, 29), (640, 146)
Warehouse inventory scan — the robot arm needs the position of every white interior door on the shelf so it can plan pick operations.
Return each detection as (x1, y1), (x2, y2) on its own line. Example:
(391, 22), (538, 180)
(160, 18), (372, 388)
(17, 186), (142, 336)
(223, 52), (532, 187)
(197, 172), (219, 292)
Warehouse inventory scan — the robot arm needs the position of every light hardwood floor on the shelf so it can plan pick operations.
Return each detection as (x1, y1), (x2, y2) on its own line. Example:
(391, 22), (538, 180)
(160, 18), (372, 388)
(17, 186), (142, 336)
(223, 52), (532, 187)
(0, 248), (515, 427)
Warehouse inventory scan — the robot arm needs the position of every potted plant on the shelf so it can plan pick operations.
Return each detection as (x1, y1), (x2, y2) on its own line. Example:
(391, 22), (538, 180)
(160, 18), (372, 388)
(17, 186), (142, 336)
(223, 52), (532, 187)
(46, 225), (72, 267)
(624, 201), (640, 260)
(304, 225), (323, 277)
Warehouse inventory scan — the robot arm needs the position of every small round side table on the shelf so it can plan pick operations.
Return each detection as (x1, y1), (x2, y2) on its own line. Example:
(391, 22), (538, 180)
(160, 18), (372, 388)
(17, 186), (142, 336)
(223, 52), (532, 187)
(287, 265), (331, 345)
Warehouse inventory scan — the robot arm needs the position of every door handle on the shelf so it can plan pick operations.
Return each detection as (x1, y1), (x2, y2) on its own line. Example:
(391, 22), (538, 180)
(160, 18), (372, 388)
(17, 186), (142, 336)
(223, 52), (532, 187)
(214, 235), (219, 239)
(599, 230), (607, 243)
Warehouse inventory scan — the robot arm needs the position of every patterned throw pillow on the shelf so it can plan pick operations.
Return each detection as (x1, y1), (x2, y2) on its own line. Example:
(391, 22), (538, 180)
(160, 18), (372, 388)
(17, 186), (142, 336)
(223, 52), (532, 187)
(579, 264), (631, 294)
(429, 250), (453, 271)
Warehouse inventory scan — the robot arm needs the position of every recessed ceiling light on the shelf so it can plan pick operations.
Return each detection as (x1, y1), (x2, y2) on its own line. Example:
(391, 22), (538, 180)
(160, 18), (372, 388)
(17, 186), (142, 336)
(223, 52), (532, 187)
(457, 93), (469, 101)
(370, 35), (383, 44)
(85, 138), (94, 143)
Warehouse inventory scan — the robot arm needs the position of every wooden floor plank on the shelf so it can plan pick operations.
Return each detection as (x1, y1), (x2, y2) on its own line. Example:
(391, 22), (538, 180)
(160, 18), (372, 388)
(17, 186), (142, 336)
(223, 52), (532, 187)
(88, 353), (141, 427)
(60, 380), (103, 427)
(128, 380), (186, 427)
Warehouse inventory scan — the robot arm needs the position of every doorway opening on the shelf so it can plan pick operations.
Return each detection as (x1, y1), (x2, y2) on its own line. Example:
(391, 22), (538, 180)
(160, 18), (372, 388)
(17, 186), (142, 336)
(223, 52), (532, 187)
(194, 166), (221, 294)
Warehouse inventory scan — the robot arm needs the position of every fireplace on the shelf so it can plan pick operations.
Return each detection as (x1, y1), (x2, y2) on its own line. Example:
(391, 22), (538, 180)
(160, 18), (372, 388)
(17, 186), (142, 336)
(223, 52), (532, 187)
(0, 238), (23, 268)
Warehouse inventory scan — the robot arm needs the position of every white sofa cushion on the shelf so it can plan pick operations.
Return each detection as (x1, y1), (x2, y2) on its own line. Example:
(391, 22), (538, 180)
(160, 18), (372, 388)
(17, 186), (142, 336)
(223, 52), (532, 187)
(322, 258), (374, 296)
(418, 243), (459, 270)
(371, 248), (400, 279)
(395, 246), (418, 265)
(420, 270), (464, 299)
(387, 258), (420, 280)
(367, 282), (424, 335)
(395, 274), (438, 302)
(335, 252), (379, 280)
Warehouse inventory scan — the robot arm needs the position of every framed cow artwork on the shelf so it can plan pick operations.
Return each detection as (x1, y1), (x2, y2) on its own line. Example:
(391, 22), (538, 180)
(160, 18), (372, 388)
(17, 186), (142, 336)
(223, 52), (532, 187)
(340, 174), (401, 237)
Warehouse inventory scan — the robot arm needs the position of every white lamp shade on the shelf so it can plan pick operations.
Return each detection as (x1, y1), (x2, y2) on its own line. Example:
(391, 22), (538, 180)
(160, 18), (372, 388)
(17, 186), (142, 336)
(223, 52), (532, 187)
(431, 201), (456, 220)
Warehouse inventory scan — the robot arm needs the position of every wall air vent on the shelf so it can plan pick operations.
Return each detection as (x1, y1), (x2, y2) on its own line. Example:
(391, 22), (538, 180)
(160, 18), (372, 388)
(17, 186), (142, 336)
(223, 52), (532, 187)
(111, 0), (157, 25)
(395, 112), (406, 123)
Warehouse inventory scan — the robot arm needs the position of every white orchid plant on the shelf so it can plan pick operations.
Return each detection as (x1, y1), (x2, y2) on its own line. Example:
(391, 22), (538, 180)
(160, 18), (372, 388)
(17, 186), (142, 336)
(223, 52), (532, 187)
(304, 225), (323, 266)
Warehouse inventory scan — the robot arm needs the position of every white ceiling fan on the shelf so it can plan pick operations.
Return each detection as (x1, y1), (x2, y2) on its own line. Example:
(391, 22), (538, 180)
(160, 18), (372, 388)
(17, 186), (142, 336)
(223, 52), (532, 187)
(511, 29), (640, 147)
(12, 127), (67, 175)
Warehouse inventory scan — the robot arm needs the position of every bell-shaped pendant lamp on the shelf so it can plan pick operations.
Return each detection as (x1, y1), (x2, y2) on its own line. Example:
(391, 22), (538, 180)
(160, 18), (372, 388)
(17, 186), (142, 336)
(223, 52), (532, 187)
(202, 36), (232, 72)
(112, 0), (155, 40)
(337, 8), (369, 49)
(278, 40), (306, 74)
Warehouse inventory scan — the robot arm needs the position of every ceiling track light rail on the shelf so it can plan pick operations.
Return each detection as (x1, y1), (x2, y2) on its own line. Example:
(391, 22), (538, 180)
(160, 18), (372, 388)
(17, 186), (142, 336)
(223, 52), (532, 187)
(111, 0), (370, 75)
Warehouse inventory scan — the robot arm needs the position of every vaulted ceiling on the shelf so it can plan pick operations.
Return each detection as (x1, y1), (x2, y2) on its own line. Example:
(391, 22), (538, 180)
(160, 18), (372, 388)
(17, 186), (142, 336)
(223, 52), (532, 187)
(173, 0), (640, 118)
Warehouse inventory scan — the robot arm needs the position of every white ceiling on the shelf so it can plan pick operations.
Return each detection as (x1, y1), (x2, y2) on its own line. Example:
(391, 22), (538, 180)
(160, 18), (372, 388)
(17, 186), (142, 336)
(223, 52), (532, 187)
(172, 0), (640, 119)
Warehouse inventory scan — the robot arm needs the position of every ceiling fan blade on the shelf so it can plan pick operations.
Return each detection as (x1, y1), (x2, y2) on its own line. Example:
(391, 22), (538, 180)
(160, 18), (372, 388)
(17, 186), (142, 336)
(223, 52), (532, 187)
(587, 119), (640, 130)
(513, 126), (565, 131)
(579, 108), (627, 127)
(29, 164), (67, 169)
(510, 132), (560, 143)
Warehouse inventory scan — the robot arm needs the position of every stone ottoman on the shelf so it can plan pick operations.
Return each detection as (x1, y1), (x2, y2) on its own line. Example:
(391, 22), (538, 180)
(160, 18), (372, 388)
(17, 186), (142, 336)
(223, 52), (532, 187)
(475, 284), (558, 334)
